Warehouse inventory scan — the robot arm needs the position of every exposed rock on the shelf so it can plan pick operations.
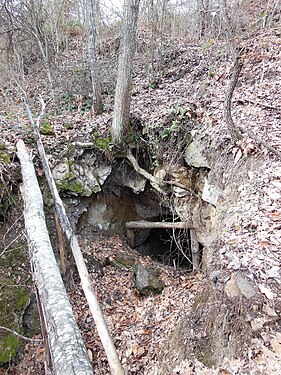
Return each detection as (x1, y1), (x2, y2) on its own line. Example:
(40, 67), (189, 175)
(185, 139), (210, 168)
(111, 163), (146, 194)
(52, 159), (111, 197)
(224, 275), (241, 298)
(236, 274), (256, 299)
(224, 273), (256, 299)
(202, 177), (221, 206)
(133, 264), (163, 295)
(106, 253), (135, 269)
(125, 174), (147, 194)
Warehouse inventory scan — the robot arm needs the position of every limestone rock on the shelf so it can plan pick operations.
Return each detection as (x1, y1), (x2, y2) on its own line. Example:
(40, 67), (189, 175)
(52, 160), (111, 197)
(185, 140), (210, 168)
(202, 177), (220, 206)
(113, 252), (135, 267)
(133, 264), (163, 295)
(124, 174), (146, 194)
(224, 273), (256, 299)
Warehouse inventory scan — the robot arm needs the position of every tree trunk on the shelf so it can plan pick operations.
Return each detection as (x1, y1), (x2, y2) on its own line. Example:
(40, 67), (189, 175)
(16, 140), (93, 375)
(87, 0), (103, 114)
(112, 0), (140, 144)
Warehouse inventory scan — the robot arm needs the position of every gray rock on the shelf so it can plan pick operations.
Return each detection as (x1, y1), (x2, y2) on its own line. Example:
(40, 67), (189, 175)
(185, 140), (210, 168)
(236, 274), (256, 299)
(133, 264), (163, 295)
(52, 160), (112, 196)
(224, 273), (256, 299)
(202, 177), (220, 206)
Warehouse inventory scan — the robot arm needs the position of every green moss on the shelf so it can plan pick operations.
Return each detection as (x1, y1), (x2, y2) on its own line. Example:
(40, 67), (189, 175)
(16, 289), (29, 311)
(0, 274), (30, 364)
(0, 150), (11, 164)
(40, 121), (55, 136)
(55, 172), (76, 192)
(91, 132), (113, 151)
(65, 123), (74, 130)
(0, 333), (19, 363)
(0, 143), (11, 164)
(68, 180), (83, 194)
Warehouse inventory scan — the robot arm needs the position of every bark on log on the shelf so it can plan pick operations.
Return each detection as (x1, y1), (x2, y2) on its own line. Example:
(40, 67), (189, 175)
(17, 140), (93, 375)
(126, 221), (193, 229)
(24, 98), (124, 375)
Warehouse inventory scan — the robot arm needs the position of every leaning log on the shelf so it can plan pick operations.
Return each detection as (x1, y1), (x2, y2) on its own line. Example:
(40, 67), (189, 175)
(17, 140), (93, 375)
(126, 221), (193, 229)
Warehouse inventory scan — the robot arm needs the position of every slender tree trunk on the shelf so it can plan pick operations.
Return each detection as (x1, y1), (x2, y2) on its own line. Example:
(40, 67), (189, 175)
(87, 0), (103, 114)
(112, 0), (140, 144)
(34, 32), (57, 107)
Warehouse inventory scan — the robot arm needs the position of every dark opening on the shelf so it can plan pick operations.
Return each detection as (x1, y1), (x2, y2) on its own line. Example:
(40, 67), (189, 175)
(129, 226), (203, 270)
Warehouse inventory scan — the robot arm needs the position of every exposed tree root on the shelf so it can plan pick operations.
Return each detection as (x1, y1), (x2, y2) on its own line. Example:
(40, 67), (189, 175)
(224, 54), (281, 159)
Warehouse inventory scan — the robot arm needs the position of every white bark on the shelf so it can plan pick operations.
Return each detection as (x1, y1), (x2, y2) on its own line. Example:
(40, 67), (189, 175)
(24, 99), (124, 375)
(112, 0), (140, 144)
(16, 140), (93, 375)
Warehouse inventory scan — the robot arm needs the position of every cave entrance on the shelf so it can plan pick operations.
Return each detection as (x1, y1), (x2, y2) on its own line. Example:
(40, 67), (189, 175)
(126, 221), (202, 270)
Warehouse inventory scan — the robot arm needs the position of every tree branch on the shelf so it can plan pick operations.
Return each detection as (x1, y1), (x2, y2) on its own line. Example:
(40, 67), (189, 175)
(0, 325), (42, 343)
(127, 149), (198, 195)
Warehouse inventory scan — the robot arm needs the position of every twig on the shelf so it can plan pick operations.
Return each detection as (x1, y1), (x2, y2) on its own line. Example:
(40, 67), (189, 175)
(238, 125), (281, 159)
(0, 325), (42, 343)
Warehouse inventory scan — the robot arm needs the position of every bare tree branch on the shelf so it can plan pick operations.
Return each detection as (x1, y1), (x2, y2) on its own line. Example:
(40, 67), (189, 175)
(0, 325), (42, 343)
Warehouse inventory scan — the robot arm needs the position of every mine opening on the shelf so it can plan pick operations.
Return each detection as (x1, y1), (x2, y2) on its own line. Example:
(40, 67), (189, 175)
(126, 220), (203, 270)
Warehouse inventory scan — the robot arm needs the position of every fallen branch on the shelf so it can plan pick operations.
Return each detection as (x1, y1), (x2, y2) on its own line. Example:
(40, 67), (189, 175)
(126, 220), (193, 229)
(223, 55), (243, 141)
(238, 125), (281, 159)
(0, 325), (42, 343)
(127, 149), (197, 195)
(24, 97), (124, 375)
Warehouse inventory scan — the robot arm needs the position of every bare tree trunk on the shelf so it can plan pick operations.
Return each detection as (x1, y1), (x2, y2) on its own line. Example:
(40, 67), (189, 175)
(158, 0), (167, 74)
(112, 0), (140, 144)
(34, 31), (57, 107)
(87, 0), (103, 114)
(17, 140), (93, 375)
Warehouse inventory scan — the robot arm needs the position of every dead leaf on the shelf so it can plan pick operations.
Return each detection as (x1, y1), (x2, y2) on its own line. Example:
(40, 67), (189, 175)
(258, 284), (275, 299)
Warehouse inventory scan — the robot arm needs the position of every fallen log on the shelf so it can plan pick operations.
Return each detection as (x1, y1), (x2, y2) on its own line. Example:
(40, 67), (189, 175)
(126, 220), (193, 229)
(17, 139), (93, 375)
(24, 97), (124, 375)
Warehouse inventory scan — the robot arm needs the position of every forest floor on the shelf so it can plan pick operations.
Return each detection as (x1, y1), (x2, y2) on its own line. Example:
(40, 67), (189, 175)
(0, 27), (281, 374)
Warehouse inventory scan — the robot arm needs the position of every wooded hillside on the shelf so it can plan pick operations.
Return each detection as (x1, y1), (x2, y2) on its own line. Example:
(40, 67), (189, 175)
(0, 1), (281, 374)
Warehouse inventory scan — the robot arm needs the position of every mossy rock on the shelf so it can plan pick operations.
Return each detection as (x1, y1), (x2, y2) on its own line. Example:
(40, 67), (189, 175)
(0, 282), (30, 365)
(92, 132), (113, 151)
(0, 144), (11, 164)
(0, 151), (11, 164)
(0, 243), (32, 365)
(0, 333), (19, 363)
(40, 121), (55, 136)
